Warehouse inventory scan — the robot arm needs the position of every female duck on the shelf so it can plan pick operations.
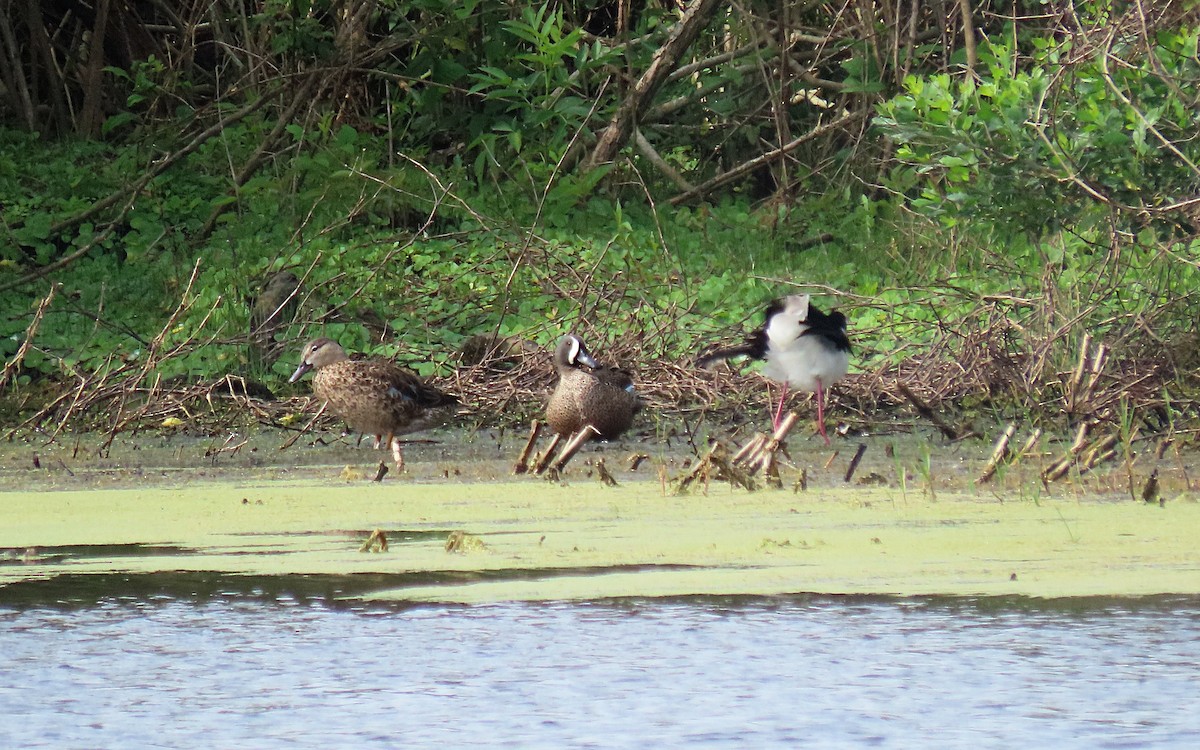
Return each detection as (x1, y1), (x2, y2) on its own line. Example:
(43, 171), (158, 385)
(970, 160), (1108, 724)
(289, 337), (457, 470)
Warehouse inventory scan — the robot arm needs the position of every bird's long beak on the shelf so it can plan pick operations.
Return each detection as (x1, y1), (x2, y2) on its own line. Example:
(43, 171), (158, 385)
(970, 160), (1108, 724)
(288, 362), (312, 383)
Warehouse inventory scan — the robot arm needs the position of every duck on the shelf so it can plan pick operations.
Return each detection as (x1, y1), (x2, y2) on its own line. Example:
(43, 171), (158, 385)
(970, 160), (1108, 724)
(289, 337), (458, 471)
(546, 333), (642, 440)
(697, 294), (850, 444)
(249, 271), (301, 369)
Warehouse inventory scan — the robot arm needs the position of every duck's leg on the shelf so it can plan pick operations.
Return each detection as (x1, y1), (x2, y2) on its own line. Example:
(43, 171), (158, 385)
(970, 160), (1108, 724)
(771, 382), (790, 431)
(387, 434), (405, 472)
(815, 380), (830, 445)
(371, 434), (383, 450)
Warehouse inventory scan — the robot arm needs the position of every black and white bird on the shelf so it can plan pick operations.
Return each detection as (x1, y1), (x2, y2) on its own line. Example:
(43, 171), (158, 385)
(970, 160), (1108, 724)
(698, 294), (851, 443)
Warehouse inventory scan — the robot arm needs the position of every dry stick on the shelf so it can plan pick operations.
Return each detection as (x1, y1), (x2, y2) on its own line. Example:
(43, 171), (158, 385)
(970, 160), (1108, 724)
(898, 382), (960, 440)
(551, 426), (600, 474)
(7, 375), (83, 442)
(977, 421), (1018, 484)
(196, 73), (321, 243)
(633, 127), (696, 193)
(955, 0), (979, 79)
(512, 419), (543, 475)
(844, 443), (868, 483)
(669, 110), (865, 204)
(532, 434), (564, 476)
(0, 282), (59, 391)
(101, 261), (207, 451)
(586, 0), (725, 169)
(821, 448), (840, 470)
(279, 401), (328, 452)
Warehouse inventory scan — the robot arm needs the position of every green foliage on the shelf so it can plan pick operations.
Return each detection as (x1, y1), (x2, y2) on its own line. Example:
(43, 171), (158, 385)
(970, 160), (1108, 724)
(466, 2), (620, 185)
(876, 29), (1200, 239)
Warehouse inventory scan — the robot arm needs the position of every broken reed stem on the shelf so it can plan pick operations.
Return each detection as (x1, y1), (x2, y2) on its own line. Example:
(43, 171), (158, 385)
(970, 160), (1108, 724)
(763, 451), (782, 488)
(1068, 332), (1092, 404)
(1079, 434), (1120, 474)
(1017, 428), (1042, 459)
(533, 433), (563, 475)
(977, 421), (1018, 484)
(551, 425), (599, 473)
(372, 461), (389, 482)
(0, 282), (59, 393)
(747, 411), (798, 471)
(677, 441), (721, 493)
(1084, 344), (1108, 397)
(1067, 335), (1109, 416)
(731, 433), (767, 466)
(843, 442), (868, 483)
(595, 458), (619, 486)
(1042, 421), (1094, 483)
(512, 419), (543, 474)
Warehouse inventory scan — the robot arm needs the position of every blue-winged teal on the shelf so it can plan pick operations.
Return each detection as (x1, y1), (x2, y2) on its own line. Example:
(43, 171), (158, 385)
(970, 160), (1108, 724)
(698, 294), (850, 443)
(546, 333), (642, 440)
(289, 337), (457, 470)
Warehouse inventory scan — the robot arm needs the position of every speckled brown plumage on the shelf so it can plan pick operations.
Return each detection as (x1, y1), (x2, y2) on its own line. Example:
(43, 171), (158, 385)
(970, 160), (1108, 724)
(289, 337), (456, 470)
(546, 334), (642, 440)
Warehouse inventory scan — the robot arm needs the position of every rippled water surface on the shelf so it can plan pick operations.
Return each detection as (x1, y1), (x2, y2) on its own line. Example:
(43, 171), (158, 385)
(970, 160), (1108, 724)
(3, 589), (1200, 748)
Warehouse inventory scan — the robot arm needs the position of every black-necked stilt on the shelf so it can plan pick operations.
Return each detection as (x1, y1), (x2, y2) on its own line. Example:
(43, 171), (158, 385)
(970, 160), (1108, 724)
(698, 294), (850, 443)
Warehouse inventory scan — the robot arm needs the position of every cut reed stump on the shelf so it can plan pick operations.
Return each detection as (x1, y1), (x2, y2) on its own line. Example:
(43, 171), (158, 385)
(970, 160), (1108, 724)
(843, 443), (868, 483)
(531, 433), (563, 476)
(550, 425), (600, 474)
(676, 441), (757, 494)
(977, 422), (1018, 484)
(512, 419), (543, 475)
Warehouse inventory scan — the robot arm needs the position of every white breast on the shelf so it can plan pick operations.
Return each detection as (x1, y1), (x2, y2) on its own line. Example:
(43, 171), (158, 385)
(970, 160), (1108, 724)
(762, 335), (849, 392)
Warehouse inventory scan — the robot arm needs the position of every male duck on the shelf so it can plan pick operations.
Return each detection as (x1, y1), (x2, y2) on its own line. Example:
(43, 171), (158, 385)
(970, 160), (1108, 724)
(289, 337), (457, 470)
(698, 294), (850, 443)
(546, 333), (642, 440)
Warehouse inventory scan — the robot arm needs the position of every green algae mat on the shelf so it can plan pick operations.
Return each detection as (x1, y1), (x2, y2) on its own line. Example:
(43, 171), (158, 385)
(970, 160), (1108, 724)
(3, 475), (1198, 602)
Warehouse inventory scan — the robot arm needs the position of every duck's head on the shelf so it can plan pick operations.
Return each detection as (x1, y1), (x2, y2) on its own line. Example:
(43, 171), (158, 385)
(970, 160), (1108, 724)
(554, 333), (600, 372)
(289, 337), (348, 382)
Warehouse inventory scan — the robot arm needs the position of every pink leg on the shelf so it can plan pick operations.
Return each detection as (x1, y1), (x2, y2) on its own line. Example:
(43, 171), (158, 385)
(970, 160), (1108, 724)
(815, 379), (830, 445)
(772, 382), (789, 431)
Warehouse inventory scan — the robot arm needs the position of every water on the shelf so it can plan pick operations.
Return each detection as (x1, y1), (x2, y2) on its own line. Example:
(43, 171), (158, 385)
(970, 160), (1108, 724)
(3, 587), (1199, 748)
